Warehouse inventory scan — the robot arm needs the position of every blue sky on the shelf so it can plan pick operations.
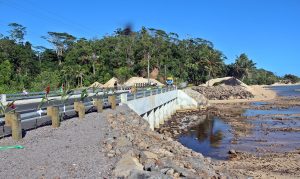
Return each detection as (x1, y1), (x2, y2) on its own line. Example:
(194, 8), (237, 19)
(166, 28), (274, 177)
(1, 0), (299, 76)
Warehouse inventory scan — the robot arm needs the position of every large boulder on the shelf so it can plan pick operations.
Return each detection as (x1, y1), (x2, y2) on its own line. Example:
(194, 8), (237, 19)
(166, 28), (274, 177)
(113, 152), (144, 178)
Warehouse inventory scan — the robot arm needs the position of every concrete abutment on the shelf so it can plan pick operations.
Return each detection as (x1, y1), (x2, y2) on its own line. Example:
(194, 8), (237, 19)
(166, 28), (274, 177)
(122, 89), (201, 130)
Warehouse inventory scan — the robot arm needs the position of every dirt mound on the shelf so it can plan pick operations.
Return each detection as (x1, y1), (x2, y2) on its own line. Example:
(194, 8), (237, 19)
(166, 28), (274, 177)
(192, 85), (254, 100)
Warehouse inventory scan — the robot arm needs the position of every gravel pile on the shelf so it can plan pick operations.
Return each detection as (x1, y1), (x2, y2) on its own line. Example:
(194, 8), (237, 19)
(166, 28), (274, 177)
(192, 85), (254, 100)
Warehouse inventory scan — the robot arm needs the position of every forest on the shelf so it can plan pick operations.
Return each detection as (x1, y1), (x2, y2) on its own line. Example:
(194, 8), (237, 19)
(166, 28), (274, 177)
(0, 23), (298, 93)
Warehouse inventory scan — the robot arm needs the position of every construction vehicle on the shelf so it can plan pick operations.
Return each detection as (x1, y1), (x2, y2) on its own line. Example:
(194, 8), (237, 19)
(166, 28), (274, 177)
(166, 77), (174, 85)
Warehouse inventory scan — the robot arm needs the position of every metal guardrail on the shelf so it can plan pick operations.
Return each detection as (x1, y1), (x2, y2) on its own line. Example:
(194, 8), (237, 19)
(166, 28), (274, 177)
(126, 86), (176, 101)
(2, 86), (131, 102)
(0, 86), (174, 138)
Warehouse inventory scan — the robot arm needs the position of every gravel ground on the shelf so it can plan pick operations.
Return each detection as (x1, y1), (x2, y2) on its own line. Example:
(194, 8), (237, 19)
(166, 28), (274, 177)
(0, 109), (119, 179)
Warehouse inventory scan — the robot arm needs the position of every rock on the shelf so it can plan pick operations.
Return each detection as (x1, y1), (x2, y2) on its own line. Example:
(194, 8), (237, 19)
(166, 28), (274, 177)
(166, 168), (174, 175)
(115, 149), (121, 155)
(116, 136), (132, 148)
(128, 169), (171, 179)
(151, 148), (174, 157)
(105, 143), (113, 151)
(160, 158), (200, 178)
(113, 152), (144, 178)
(138, 141), (149, 149)
(192, 85), (254, 100)
(173, 172), (180, 178)
(107, 152), (115, 157)
(143, 159), (156, 171)
(126, 133), (135, 141)
(141, 151), (158, 160)
(228, 149), (236, 154)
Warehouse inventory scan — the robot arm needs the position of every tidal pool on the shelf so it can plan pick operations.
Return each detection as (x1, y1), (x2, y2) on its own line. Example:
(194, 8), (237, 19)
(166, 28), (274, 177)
(178, 106), (300, 160)
(178, 116), (233, 160)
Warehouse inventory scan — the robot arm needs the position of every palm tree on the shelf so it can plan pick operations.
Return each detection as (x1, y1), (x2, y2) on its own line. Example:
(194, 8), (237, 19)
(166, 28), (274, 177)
(199, 46), (224, 82)
(233, 53), (256, 81)
(76, 71), (84, 87)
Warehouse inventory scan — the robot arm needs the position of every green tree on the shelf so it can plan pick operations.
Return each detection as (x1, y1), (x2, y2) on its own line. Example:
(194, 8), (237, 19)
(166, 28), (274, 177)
(8, 23), (26, 43)
(231, 53), (256, 81)
(283, 74), (299, 84)
(0, 60), (12, 84)
(42, 32), (76, 65)
(30, 71), (61, 91)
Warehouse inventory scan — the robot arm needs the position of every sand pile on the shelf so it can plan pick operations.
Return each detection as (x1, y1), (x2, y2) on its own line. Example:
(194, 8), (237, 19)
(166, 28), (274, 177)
(124, 77), (164, 86)
(103, 77), (120, 88)
(89, 81), (103, 88)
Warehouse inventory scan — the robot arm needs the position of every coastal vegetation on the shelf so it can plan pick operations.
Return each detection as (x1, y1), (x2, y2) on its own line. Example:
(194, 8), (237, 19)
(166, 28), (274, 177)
(0, 23), (299, 93)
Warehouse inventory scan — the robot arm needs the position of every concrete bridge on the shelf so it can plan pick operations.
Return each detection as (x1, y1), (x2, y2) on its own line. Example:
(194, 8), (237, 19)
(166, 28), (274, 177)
(121, 88), (199, 130)
(0, 87), (199, 138)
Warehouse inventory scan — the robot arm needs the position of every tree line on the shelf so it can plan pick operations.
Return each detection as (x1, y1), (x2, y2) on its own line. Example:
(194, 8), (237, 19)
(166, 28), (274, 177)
(0, 23), (298, 93)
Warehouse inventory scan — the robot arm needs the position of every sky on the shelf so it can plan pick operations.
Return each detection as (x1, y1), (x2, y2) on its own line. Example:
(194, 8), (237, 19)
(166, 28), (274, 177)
(0, 0), (299, 76)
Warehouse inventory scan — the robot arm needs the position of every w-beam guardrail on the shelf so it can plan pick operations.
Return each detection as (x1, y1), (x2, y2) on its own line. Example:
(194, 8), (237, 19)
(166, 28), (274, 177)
(1, 86), (132, 102)
(0, 86), (176, 138)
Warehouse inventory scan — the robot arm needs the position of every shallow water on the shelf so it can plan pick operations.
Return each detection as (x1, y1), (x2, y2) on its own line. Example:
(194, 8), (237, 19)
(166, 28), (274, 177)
(268, 85), (300, 97)
(178, 116), (233, 160)
(243, 106), (300, 116)
(178, 86), (300, 160)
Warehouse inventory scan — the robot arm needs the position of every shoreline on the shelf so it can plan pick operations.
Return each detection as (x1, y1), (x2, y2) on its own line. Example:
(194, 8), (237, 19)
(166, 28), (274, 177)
(159, 92), (300, 178)
(270, 82), (300, 87)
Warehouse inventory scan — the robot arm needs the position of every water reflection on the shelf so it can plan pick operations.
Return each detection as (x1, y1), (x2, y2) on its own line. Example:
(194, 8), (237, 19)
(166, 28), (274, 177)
(178, 114), (232, 160)
(193, 115), (224, 148)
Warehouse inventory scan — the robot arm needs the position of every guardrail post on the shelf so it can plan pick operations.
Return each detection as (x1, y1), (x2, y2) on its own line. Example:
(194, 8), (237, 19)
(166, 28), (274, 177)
(47, 106), (60, 128)
(1, 94), (6, 103)
(74, 101), (79, 111)
(74, 101), (85, 119)
(5, 113), (22, 140)
(108, 95), (116, 109)
(94, 99), (103, 113)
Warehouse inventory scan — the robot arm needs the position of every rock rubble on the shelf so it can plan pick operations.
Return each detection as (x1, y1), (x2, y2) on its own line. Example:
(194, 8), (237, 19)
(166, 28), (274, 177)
(104, 105), (223, 178)
(192, 85), (254, 100)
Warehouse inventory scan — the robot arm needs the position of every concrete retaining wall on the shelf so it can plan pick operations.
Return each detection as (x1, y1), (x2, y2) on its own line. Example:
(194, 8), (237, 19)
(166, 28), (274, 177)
(176, 90), (198, 110)
(123, 89), (201, 130)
